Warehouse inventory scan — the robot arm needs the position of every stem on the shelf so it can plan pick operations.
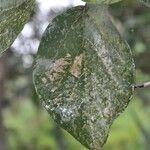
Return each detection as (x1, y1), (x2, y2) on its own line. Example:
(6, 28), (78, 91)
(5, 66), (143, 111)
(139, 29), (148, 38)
(133, 81), (150, 90)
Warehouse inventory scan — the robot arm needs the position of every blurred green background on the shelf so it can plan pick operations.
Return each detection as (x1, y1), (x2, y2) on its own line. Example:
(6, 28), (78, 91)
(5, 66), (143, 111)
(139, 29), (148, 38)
(0, 0), (150, 150)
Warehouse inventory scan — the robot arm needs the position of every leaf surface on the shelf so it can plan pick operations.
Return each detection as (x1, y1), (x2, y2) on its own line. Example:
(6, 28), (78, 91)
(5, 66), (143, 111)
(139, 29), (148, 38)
(33, 4), (134, 149)
(83, 0), (122, 4)
(0, 0), (34, 53)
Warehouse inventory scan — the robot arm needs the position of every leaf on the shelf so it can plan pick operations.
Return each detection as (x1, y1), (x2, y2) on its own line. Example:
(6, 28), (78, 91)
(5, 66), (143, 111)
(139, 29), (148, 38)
(0, 0), (34, 53)
(83, 0), (122, 4)
(33, 4), (134, 150)
(139, 0), (150, 7)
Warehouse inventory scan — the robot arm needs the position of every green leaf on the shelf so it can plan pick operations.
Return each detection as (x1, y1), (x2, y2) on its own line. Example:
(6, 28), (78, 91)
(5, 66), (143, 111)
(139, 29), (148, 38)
(139, 0), (150, 7)
(83, 0), (122, 4)
(0, 0), (34, 53)
(33, 4), (134, 150)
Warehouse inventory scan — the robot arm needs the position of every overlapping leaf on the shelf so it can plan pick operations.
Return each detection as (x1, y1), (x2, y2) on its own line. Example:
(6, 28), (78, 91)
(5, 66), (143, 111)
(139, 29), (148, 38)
(140, 0), (150, 7)
(0, 0), (34, 53)
(84, 0), (122, 4)
(33, 4), (134, 149)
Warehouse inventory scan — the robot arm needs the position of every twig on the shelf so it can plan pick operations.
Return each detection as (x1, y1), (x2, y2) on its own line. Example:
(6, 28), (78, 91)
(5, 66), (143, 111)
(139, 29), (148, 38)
(132, 81), (150, 90)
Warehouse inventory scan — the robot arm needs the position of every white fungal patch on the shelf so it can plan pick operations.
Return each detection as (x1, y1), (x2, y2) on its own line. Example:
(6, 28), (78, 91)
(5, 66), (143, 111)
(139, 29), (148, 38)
(42, 77), (47, 84)
(45, 104), (50, 110)
(57, 106), (78, 122)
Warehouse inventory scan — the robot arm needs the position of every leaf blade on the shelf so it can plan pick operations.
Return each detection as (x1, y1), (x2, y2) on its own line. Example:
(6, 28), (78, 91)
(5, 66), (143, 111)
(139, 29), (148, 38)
(83, 0), (122, 4)
(0, 0), (34, 53)
(33, 4), (134, 149)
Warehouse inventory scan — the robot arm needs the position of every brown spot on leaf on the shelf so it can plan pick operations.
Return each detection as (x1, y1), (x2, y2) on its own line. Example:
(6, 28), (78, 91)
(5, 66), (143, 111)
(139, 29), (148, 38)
(47, 54), (71, 81)
(70, 53), (85, 78)
(53, 58), (70, 73)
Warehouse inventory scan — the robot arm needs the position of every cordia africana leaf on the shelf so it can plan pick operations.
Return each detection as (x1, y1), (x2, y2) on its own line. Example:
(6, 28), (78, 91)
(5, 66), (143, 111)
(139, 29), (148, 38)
(33, 4), (134, 150)
(83, 0), (122, 4)
(0, 0), (34, 54)
(0, 0), (26, 9)
(139, 0), (150, 7)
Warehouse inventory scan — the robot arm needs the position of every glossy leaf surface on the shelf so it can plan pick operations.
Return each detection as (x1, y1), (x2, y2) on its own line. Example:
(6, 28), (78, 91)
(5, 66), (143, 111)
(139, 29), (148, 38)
(34, 4), (134, 149)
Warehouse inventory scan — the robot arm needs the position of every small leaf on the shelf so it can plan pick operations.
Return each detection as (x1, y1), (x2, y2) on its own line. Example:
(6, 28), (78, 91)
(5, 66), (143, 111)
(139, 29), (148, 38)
(139, 0), (150, 7)
(0, 0), (34, 53)
(83, 0), (122, 4)
(33, 4), (134, 150)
